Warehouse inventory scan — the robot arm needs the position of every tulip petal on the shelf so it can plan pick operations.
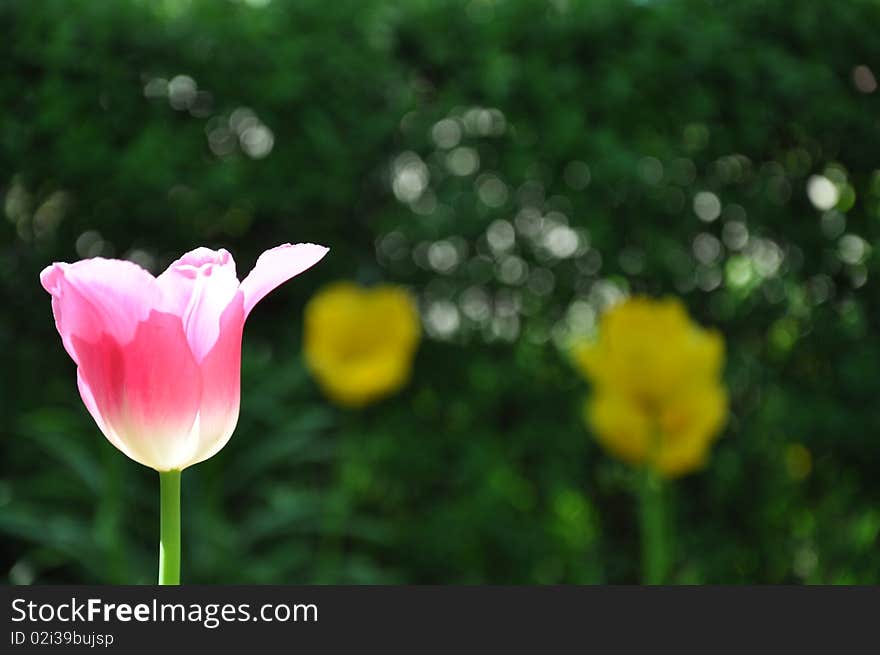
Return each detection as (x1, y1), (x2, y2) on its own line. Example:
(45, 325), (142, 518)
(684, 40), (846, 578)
(182, 293), (246, 469)
(40, 258), (162, 362)
(239, 243), (329, 317)
(156, 248), (241, 361)
(73, 310), (203, 471)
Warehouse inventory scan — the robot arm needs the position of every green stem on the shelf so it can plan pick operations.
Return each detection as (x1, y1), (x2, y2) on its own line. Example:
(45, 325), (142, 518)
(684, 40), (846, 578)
(158, 470), (181, 585)
(639, 468), (669, 585)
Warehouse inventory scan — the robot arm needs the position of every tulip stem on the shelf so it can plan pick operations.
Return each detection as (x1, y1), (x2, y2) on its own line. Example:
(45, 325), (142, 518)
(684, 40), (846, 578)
(158, 470), (181, 585)
(639, 469), (669, 585)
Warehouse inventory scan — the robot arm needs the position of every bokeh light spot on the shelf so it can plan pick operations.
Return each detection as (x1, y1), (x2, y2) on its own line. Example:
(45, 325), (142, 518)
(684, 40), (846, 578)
(693, 191), (722, 222)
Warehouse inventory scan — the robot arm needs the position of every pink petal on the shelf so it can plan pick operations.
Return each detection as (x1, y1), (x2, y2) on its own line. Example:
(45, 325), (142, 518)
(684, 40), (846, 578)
(182, 293), (246, 468)
(40, 258), (162, 362)
(239, 243), (329, 317)
(156, 247), (241, 362)
(73, 310), (203, 471)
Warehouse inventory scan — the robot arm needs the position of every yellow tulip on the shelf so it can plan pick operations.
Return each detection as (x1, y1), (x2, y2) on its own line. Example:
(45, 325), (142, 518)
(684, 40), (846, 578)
(303, 282), (420, 407)
(574, 296), (727, 477)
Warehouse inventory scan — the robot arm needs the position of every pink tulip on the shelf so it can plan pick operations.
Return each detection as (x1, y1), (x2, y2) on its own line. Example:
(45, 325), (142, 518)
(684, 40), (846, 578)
(41, 243), (329, 472)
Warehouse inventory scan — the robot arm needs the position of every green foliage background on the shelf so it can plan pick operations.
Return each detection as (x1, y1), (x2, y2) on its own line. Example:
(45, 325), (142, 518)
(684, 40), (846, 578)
(2, 0), (879, 583)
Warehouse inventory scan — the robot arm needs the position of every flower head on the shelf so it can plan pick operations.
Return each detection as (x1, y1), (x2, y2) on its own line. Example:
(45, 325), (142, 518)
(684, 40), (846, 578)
(303, 282), (420, 407)
(573, 296), (727, 477)
(41, 243), (329, 471)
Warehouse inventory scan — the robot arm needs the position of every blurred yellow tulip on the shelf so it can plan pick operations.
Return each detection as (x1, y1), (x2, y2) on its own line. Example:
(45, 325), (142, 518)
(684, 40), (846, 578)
(304, 282), (420, 407)
(574, 296), (727, 477)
